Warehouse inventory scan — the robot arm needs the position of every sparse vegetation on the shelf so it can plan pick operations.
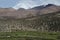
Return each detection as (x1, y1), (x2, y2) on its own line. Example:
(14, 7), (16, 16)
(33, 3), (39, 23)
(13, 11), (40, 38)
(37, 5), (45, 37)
(0, 11), (60, 32)
(0, 11), (60, 40)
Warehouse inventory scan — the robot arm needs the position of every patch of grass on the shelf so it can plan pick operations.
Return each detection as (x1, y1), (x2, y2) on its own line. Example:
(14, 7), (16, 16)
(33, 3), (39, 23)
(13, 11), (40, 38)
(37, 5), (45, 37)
(0, 31), (60, 40)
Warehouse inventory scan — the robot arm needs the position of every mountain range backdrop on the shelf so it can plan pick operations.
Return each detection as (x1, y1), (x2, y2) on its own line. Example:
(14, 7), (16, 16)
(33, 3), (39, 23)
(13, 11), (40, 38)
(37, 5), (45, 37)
(0, 0), (60, 40)
(0, 0), (60, 32)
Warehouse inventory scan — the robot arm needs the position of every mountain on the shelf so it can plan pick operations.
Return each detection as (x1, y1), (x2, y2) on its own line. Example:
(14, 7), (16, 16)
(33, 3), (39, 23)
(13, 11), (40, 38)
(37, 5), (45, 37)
(31, 4), (59, 10)
(39, 4), (60, 14)
(0, 4), (60, 32)
(30, 4), (60, 13)
(0, 4), (60, 18)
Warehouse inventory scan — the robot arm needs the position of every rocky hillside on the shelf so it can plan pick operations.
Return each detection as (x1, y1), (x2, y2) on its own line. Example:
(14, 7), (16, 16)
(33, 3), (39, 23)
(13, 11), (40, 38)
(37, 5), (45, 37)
(0, 4), (60, 32)
(0, 11), (60, 32)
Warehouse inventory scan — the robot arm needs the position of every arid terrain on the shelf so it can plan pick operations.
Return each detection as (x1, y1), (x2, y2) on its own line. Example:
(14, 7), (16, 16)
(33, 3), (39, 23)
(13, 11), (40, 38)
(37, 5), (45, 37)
(0, 4), (60, 32)
(0, 4), (60, 40)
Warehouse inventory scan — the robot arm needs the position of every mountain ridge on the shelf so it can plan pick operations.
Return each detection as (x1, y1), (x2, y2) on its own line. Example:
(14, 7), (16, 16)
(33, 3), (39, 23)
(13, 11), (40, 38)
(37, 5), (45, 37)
(0, 4), (60, 32)
(0, 4), (60, 18)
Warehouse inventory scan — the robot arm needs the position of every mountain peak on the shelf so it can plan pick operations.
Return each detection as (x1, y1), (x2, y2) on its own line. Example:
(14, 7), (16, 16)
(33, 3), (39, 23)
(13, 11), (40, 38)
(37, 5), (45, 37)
(30, 4), (57, 10)
(45, 4), (56, 7)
